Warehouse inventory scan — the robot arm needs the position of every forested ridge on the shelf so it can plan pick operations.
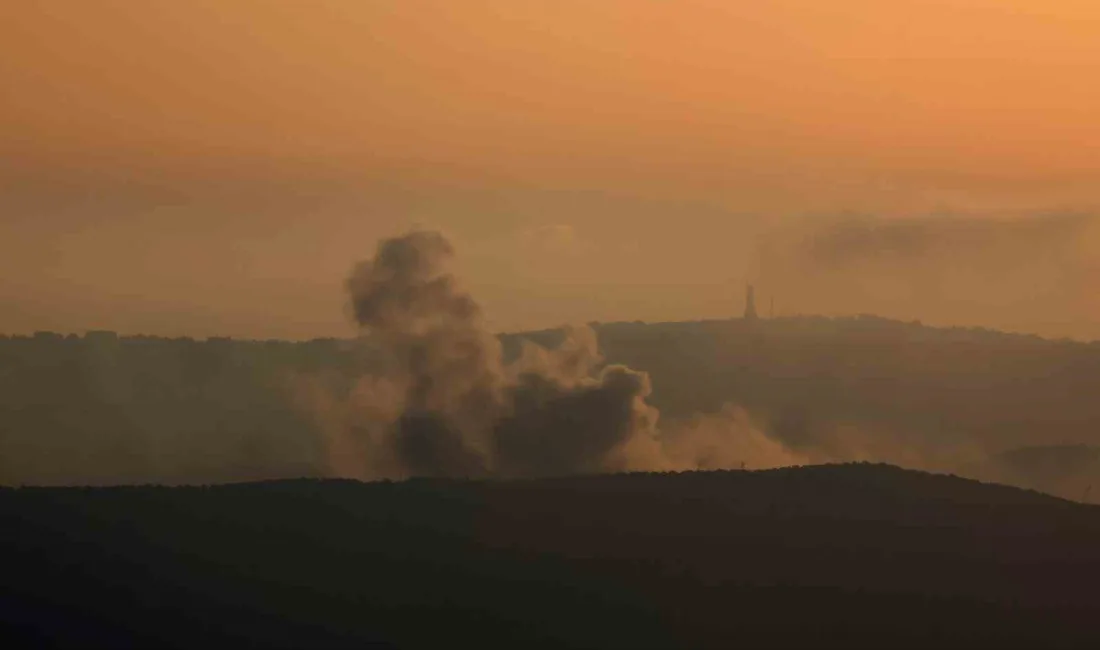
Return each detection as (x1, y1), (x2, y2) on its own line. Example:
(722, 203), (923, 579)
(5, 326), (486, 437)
(2, 316), (1098, 495)
(3, 464), (1100, 648)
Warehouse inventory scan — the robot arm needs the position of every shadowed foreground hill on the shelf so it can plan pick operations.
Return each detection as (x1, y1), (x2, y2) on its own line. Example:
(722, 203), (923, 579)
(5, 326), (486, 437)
(3, 464), (1100, 649)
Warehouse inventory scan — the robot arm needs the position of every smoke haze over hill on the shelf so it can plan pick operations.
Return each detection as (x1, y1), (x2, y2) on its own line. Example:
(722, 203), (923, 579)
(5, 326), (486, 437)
(2, 230), (1099, 498)
(285, 230), (1097, 492)
(755, 212), (1100, 339)
(296, 229), (789, 479)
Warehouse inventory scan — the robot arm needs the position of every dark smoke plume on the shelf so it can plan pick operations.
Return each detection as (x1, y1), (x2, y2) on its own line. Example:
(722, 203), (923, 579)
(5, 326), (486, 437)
(332, 230), (661, 478)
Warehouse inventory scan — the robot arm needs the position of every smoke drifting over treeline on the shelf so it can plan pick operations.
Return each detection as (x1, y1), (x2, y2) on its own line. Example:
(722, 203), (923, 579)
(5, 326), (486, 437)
(3, 227), (1100, 497)
(291, 229), (1095, 488)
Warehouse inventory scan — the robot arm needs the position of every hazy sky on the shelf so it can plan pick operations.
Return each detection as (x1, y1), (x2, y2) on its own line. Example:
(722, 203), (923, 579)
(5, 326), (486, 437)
(3, 1), (1099, 340)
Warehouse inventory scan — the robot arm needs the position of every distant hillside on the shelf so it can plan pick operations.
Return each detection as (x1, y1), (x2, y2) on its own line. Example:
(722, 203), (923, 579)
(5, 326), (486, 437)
(581, 315), (1100, 449)
(510, 316), (1100, 498)
(3, 464), (1099, 648)
(3, 315), (1100, 497)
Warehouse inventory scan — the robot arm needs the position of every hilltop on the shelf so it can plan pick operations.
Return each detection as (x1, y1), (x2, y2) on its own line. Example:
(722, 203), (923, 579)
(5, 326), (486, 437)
(2, 463), (1099, 648)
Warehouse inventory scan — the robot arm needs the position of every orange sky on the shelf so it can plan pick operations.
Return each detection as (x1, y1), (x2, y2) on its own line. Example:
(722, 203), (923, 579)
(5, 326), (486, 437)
(2, 1), (1099, 339)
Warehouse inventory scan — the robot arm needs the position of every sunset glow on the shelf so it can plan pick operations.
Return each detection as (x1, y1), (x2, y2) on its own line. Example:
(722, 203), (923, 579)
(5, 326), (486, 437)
(3, 1), (1099, 338)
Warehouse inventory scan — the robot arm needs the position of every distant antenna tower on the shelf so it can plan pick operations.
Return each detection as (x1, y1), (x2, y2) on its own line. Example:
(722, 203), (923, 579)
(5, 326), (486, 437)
(1085, 485), (1092, 504)
(744, 284), (758, 321)
(770, 296), (774, 319)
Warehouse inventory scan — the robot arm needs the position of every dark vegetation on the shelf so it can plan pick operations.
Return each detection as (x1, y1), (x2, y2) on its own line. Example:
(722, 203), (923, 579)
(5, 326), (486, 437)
(3, 464), (1100, 648)
(2, 316), (1099, 494)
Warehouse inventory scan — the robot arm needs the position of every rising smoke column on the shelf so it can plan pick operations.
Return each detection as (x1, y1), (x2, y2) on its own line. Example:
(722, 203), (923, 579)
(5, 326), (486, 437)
(343, 230), (661, 478)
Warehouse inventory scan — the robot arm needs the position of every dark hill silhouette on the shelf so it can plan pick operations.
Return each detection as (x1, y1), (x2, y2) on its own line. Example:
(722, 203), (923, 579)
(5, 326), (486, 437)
(3, 463), (1100, 648)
